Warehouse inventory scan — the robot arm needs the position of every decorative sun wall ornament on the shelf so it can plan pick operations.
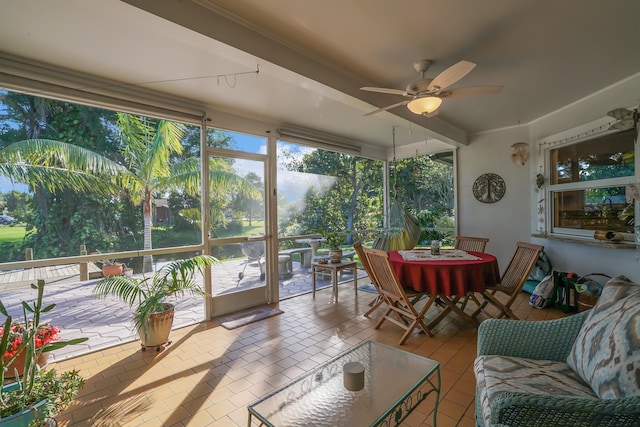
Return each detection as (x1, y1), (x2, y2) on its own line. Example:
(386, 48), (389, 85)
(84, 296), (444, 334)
(473, 173), (506, 203)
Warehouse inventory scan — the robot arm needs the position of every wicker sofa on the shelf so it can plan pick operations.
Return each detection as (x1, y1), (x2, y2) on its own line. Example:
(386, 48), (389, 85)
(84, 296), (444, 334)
(474, 275), (640, 427)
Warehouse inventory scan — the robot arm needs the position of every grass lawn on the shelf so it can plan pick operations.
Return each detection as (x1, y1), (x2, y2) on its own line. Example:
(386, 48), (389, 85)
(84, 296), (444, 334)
(0, 225), (25, 243)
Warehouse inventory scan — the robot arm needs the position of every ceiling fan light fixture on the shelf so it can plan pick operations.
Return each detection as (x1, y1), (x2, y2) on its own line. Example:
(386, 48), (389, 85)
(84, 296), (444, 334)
(407, 96), (442, 115)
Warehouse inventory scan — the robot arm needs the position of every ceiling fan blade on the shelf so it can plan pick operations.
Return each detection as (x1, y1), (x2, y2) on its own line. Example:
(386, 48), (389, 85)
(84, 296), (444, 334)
(363, 100), (409, 116)
(439, 85), (503, 98)
(607, 108), (633, 120)
(609, 119), (634, 130)
(360, 86), (408, 96)
(427, 60), (476, 91)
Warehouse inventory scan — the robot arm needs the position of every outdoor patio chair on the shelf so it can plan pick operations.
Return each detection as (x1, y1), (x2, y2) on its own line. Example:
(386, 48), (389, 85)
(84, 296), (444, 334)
(453, 236), (489, 310)
(362, 247), (438, 345)
(472, 241), (543, 320)
(353, 241), (383, 317)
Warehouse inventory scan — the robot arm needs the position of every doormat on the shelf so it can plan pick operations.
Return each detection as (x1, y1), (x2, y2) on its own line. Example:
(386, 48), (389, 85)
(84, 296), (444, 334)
(217, 306), (284, 330)
(358, 284), (378, 294)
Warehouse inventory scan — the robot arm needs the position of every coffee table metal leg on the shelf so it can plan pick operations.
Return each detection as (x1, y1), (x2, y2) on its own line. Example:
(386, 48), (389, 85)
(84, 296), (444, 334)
(380, 363), (440, 426)
(333, 269), (338, 302)
(247, 411), (266, 427)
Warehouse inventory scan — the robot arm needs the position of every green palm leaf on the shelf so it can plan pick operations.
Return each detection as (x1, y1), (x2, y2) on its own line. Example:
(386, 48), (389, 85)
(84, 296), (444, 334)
(0, 139), (136, 195)
(93, 255), (217, 335)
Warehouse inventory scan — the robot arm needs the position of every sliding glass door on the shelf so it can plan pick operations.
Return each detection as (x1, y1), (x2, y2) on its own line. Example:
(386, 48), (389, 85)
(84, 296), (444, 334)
(207, 129), (271, 315)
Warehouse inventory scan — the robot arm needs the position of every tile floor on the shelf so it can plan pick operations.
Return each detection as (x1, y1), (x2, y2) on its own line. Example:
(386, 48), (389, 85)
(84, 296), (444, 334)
(0, 257), (365, 362)
(52, 282), (569, 427)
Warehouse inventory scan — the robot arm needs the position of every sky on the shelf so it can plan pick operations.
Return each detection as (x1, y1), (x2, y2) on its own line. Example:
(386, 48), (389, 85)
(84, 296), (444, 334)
(0, 177), (28, 193)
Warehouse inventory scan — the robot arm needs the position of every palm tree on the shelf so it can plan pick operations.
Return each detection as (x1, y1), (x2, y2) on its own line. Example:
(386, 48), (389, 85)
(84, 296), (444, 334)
(0, 138), (133, 197)
(115, 114), (260, 272)
(1, 112), (261, 271)
(115, 114), (185, 272)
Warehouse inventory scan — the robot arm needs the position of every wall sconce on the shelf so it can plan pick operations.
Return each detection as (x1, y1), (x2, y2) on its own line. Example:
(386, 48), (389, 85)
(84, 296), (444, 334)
(511, 142), (529, 166)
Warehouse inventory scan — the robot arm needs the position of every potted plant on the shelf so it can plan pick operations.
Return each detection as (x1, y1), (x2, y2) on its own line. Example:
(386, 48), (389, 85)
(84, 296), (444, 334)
(0, 280), (88, 426)
(2, 322), (58, 378)
(90, 250), (125, 277)
(93, 255), (217, 351)
(315, 229), (347, 263)
(421, 229), (452, 248)
(101, 260), (124, 277)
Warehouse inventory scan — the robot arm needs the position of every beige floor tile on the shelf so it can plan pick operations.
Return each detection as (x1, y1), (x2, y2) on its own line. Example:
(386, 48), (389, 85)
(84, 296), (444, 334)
(52, 287), (568, 426)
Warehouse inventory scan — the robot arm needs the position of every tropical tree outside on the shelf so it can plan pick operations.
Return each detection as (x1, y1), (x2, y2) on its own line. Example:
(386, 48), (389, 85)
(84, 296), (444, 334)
(0, 92), (134, 260)
(0, 88), (455, 273)
(114, 113), (187, 272)
(0, 90), (261, 268)
(392, 154), (455, 228)
(277, 143), (384, 243)
(230, 172), (263, 226)
(276, 144), (454, 249)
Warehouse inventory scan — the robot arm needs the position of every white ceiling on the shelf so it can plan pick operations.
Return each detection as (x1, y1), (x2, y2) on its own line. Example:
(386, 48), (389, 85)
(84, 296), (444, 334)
(2, 0), (640, 154)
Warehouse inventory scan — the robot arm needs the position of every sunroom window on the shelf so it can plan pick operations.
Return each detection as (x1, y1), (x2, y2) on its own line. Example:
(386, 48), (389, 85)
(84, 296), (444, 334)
(548, 128), (635, 237)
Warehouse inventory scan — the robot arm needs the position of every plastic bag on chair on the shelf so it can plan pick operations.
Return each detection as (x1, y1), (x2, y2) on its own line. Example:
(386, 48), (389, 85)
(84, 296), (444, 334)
(529, 273), (555, 309)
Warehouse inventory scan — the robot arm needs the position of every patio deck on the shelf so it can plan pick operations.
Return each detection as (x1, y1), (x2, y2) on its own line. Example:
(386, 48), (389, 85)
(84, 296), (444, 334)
(0, 258), (367, 362)
(0, 262), (102, 292)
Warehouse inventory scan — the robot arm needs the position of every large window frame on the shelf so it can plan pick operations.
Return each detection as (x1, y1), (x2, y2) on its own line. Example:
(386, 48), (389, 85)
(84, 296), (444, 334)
(0, 53), (459, 309)
(542, 126), (637, 240)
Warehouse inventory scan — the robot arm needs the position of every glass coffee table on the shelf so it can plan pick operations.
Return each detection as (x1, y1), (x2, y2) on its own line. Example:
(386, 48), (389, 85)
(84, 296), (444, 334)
(248, 340), (440, 426)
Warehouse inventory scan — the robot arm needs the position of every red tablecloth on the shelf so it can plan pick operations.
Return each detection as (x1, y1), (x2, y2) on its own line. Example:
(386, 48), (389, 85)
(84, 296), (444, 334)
(389, 250), (500, 296)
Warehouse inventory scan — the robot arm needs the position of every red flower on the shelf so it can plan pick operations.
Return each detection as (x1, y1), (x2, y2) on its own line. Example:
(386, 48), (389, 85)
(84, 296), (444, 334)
(0, 322), (60, 359)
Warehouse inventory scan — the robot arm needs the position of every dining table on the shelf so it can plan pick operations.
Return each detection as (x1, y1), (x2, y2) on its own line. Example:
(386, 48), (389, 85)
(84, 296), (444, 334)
(388, 249), (500, 329)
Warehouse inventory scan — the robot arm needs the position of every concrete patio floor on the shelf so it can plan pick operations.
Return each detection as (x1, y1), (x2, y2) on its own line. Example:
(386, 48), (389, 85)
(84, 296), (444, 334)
(0, 257), (367, 363)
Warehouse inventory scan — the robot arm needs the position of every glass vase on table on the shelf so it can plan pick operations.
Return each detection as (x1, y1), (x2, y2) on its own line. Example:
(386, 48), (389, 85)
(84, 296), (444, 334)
(430, 240), (441, 255)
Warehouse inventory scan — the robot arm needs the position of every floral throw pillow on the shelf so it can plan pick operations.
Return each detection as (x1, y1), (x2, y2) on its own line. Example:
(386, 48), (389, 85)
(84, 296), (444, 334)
(567, 275), (640, 399)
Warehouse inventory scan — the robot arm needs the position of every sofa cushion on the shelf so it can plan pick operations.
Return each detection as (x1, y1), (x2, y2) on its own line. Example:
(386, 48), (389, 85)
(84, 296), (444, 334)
(567, 275), (640, 399)
(475, 354), (597, 426)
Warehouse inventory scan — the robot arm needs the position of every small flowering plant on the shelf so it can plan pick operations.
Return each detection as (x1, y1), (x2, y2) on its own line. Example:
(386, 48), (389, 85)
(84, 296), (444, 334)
(1, 322), (60, 359)
(0, 280), (88, 422)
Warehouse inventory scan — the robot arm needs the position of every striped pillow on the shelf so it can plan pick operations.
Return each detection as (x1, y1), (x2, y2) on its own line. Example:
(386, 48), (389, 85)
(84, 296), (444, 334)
(567, 275), (640, 399)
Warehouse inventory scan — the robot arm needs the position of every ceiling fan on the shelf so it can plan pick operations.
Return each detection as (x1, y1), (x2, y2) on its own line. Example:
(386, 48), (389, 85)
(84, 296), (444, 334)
(607, 107), (636, 130)
(607, 107), (639, 140)
(360, 59), (503, 117)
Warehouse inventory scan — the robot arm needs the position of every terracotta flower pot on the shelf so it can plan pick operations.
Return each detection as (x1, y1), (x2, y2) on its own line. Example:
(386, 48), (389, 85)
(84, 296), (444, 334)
(102, 263), (123, 277)
(138, 304), (175, 350)
(328, 249), (343, 264)
(3, 351), (50, 379)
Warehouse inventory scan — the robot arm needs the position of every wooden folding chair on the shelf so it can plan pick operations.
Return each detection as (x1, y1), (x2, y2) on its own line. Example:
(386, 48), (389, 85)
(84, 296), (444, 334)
(362, 247), (438, 344)
(353, 241), (384, 317)
(454, 236), (489, 252)
(472, 241), (543, 320)
(453, 236), (489, 310)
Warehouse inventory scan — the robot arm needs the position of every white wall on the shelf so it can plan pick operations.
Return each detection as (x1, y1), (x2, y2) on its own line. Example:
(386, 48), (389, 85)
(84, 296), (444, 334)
(525, 73), (640, 282)
(457, 126), (532, 271)
(457, 73), (640, 281)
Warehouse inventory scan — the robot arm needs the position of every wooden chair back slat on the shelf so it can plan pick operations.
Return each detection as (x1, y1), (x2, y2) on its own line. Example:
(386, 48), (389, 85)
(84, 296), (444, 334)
(474, 241), (543, 320)
(454, 236), (489, 253)
(498, 242), (542, 296)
